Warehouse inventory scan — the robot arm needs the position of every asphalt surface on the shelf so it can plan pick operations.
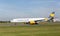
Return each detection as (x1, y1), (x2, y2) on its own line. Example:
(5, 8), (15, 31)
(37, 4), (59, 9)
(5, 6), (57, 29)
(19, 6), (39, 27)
(0, 23), (40, 26)
(0, 22), (60, 26)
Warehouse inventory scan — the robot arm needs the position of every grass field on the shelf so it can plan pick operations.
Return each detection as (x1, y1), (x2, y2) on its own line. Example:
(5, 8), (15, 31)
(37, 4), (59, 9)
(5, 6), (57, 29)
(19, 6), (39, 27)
(0, 22), (60, 36)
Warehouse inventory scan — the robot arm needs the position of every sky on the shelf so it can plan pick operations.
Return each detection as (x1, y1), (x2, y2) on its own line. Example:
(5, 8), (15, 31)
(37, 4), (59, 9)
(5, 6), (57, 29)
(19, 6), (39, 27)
(0, 0), (60, 21)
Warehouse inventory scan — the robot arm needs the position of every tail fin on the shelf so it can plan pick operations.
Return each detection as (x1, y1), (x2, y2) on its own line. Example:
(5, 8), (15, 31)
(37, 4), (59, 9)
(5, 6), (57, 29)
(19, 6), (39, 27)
(49, 12), (55, 22)
(49, 12), (55, 18)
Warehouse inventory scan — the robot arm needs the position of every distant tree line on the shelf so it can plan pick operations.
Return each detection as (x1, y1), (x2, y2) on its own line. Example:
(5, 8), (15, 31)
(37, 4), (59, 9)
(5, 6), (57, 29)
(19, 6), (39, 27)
(0, 21), (10, 23)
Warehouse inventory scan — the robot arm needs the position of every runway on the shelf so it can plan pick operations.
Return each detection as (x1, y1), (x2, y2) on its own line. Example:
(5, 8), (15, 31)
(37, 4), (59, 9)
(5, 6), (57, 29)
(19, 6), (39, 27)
(0, 22), (60, 26)
(0, 23), (40, 26)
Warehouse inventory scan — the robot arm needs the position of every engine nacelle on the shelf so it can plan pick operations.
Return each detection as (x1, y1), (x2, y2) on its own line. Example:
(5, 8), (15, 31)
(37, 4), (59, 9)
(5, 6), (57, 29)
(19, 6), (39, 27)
(25, 20), (38, 25)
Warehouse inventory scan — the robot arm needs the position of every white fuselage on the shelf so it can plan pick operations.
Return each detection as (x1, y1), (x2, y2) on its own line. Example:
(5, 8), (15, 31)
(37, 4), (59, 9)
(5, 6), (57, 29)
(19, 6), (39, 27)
(11, 18), (45, 22)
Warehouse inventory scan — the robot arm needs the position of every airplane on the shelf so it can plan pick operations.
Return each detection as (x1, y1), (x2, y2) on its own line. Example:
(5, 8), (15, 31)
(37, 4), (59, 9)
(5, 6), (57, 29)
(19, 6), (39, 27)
(10, 12), (57, 25)
(10, 18), (47, 25)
